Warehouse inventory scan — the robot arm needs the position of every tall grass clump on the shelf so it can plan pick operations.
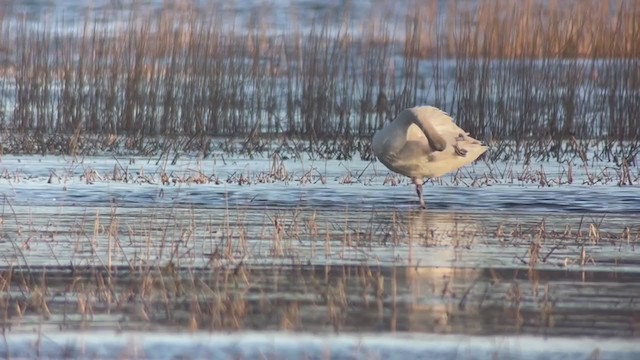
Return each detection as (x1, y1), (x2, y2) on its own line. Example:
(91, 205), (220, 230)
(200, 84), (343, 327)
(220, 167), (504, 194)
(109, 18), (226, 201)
(0, 0), (638, 160)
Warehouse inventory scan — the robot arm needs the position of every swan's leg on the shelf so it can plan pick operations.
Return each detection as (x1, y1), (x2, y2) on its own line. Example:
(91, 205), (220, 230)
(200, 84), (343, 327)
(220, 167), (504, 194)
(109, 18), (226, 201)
(413, 178), (426, 209)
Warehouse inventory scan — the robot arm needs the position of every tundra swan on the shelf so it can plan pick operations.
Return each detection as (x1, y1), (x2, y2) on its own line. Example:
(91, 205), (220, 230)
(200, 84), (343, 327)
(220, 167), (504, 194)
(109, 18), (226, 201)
(372, 106), (486, 208)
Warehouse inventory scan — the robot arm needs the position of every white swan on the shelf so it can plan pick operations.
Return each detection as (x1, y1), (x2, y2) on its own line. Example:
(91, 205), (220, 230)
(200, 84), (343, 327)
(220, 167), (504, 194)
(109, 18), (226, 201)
(372, 106), (487, 208)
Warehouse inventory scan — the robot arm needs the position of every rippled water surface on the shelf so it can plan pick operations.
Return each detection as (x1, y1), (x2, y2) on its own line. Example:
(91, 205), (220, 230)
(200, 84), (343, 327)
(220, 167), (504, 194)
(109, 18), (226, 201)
(0, 154), (638, 358)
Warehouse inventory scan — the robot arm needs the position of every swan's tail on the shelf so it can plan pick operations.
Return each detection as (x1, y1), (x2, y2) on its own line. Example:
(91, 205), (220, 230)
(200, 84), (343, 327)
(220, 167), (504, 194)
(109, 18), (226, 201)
(455, 132), (487, 161)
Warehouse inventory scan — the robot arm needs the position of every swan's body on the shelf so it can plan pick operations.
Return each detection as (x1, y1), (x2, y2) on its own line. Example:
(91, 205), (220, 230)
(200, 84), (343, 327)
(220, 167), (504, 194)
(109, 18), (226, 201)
(372, 106), (486, 208)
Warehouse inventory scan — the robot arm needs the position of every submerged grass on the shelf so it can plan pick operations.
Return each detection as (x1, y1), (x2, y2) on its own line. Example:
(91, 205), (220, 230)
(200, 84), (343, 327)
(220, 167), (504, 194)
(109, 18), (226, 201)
(0, 180), (638, 337)
(0, 234), (638, 337)
(2, 198), (638, 275)
(0, 0), (639, 161)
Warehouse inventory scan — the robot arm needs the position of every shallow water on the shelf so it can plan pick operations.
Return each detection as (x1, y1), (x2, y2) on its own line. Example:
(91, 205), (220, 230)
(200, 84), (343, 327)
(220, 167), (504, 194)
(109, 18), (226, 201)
(3, 332), (640, 360)
(0, 154), (637, 267)
(0, 155), (638, 358)
(3, 264), (639, 337)
(1, 154), (638, 212)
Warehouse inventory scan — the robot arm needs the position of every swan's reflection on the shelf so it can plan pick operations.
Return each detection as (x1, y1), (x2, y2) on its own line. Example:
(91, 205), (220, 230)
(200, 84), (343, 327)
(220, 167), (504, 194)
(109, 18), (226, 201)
(372, 209), (484, 247)
(372, 210), (484, 332)
(404, 209), (482, 245)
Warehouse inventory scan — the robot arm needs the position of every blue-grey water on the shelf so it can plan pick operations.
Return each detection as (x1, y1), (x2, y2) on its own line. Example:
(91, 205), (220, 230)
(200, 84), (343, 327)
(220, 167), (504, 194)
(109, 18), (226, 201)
(0, 154), (638, 359)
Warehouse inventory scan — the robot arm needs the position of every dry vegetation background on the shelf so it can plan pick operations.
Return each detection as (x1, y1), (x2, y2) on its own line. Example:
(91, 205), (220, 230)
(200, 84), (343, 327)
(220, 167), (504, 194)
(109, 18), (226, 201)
(0, 0), (638, 160)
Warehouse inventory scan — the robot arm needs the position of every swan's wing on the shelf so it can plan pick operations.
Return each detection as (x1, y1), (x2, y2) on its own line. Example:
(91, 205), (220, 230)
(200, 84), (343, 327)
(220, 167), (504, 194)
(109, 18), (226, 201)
(410, 106), (485, 157)
(401, 107), (448, 152)
(397, 140), (430, 160)
(411, 106), (466, 139)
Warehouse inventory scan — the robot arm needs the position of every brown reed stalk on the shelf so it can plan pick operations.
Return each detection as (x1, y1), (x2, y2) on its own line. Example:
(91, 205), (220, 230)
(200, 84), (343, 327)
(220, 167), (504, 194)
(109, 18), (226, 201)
(0, 0), (638, 160)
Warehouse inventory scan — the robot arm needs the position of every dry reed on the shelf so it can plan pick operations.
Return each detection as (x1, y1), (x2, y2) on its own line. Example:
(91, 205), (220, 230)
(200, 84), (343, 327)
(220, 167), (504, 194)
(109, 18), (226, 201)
(0, 0), (637, 161)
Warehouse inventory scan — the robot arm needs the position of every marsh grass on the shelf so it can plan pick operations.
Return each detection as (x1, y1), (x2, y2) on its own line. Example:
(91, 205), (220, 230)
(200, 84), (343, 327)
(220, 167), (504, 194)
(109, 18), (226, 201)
(1, 149), (637, 189)
(0, 0), (639, 161)
(0, 194), (639, 338)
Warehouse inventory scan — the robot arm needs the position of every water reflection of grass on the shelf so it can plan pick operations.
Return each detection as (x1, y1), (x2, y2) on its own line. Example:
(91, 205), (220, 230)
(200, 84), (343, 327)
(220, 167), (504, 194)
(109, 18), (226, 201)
(1, 263), (639, 337)
(0, 0), (639, 161)
(1, 199), (638, 339)
(3, 202), (639, 273)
